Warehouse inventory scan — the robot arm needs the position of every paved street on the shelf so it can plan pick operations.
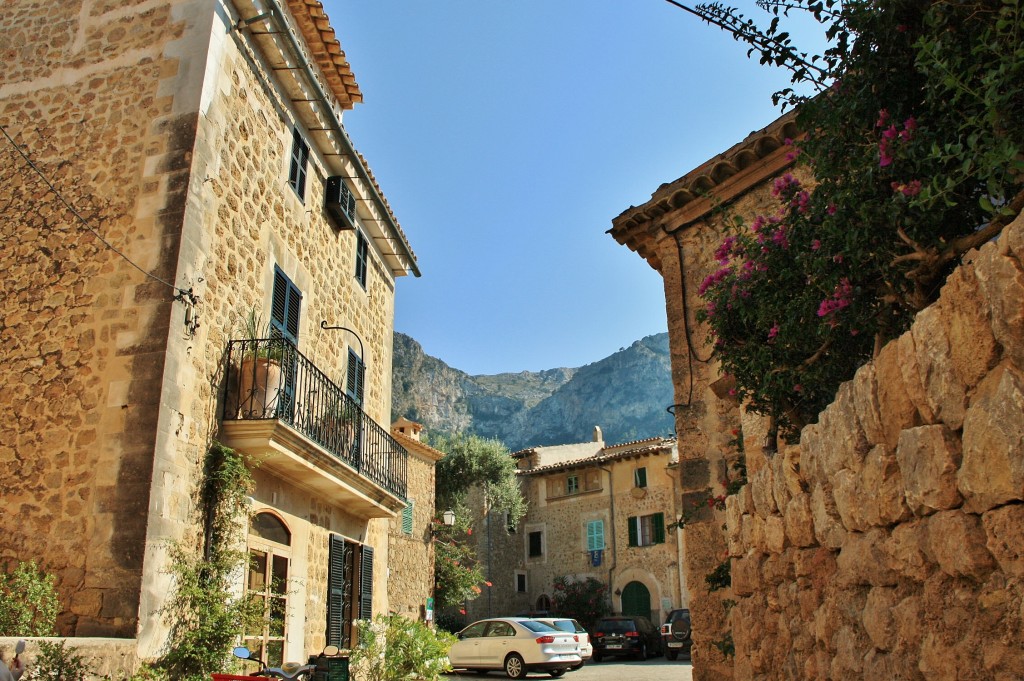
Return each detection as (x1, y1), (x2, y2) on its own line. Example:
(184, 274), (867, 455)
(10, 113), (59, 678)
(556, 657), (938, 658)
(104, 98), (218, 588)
(444, 657), (693, 681)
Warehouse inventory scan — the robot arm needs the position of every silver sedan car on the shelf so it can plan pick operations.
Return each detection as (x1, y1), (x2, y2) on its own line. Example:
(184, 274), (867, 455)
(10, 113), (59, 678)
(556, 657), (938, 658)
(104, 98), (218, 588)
(447, 617), (581, 678)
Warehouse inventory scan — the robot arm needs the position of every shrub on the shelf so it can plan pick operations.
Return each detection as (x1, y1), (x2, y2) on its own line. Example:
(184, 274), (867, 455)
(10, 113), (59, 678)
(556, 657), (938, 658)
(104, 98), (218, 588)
(25, 641), (92, 681)
(0, 560), (59, 636)
(350, 614), (455, 681)
(550, 576), (610, 633)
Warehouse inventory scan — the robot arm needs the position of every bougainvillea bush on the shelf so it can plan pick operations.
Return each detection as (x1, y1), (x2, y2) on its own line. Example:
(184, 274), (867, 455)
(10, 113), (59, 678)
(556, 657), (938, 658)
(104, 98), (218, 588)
(692, 0), (1023, 442)
(550, 576), (610, 633)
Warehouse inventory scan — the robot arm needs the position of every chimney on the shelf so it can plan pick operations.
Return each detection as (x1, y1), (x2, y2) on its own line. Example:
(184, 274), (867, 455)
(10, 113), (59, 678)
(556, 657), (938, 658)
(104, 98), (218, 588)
(593, 426), (603, 443)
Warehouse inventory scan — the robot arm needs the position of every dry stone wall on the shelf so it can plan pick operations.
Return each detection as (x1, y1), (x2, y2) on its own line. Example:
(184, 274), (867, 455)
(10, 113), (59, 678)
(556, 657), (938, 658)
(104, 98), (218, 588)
(727, 213), (1024, 680)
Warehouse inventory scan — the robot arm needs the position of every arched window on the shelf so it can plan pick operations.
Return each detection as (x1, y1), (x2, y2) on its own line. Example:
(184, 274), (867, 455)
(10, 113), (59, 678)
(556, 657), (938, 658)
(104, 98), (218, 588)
(246, 512), (291, 666)
(536, 594), (551, 612)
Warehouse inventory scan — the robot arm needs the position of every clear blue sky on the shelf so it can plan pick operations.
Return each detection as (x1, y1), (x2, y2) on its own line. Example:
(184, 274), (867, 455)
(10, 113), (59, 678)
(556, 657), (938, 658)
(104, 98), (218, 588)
(327, 1), (824, 375)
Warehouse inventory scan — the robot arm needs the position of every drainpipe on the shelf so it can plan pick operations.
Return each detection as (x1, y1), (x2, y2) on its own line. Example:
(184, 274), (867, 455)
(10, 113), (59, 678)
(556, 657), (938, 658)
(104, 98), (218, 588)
(598, 465), (616, 613)
(668, 457), (687, 609)
(243, 0), (420, 277)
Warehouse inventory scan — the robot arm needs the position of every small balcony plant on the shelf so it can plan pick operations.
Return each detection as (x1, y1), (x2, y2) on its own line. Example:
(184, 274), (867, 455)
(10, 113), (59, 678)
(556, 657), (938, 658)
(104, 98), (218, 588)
(235, 307), (284, 419)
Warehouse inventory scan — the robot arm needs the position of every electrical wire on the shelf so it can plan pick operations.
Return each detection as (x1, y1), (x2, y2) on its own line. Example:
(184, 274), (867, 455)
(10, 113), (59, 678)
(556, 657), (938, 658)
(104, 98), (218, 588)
(0, 123), (198, 307)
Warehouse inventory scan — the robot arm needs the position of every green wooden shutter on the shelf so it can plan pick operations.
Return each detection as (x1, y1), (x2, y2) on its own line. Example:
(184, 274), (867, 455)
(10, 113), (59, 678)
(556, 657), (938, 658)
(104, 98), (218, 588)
(346, 349), (365, 405)
(627, 517), (638, 547)
(327, 535), (347, 647)
(402, 500), (414, 535)
(587, 520), (604, 551)
(271, 267), (301, 343)
(653, 513), (666, 544)
(359, 546), (374, 620)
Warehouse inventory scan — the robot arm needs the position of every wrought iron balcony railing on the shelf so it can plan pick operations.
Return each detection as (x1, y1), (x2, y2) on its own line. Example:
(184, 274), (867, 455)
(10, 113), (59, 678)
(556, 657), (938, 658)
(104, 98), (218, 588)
(223, 337), (407, 500)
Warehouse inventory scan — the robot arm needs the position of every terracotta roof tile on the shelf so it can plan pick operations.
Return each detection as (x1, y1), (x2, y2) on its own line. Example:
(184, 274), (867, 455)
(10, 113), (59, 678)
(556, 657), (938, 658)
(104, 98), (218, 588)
(286, 0), (363, 109)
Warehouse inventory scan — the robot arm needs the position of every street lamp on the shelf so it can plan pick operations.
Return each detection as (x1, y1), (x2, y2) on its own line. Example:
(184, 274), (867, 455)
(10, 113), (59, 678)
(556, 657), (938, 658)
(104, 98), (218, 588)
(442, 509), (456, 527)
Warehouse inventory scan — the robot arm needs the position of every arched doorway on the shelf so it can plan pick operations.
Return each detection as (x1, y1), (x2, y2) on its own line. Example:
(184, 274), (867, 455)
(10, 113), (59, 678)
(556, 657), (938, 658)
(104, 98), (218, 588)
(620, 581), (651, 620)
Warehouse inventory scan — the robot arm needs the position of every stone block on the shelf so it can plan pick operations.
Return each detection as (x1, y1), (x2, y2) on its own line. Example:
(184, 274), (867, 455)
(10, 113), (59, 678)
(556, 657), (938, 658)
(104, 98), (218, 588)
(983, 504), (1024, 578)
(927, 510), (995, 579)
(750, 464), (777, 518)
(912, 304), (969, 430)
(852, 362), (885, 446)
(725, 494), (743, 556)
(784, 492), (817, 548)
(896, 331), (937, 425)
(891, 594), (923, 654)
(939, 263), (999, 391)
(861, 445), (911, 527)
(837, 528), (898, 586)
(862, 586), (899, 651)
(832, 468), (869, 532)
(732, 553), (762, 597)
(679, 457), (711, 490)
(885, 518), (935, 582)
(799, 422), (826, 487)
(873, 339), (922, 451)
(959, 362), (1024, 512)
(816, 381), (870, 475)
(764, 514), (788, 555)
(830, 624), (869, 678)
(810, 482), (847, 550)
(896, 425), (963, 515)
(975, 232), (1024, 370)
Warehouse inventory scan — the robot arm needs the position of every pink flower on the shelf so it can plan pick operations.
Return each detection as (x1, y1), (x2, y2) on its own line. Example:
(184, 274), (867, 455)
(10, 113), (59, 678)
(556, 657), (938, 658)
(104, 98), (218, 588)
(771, 228), (789, 250)
(899, 117), (917, 140)
(793, 384), (803, 393)
(876, 109), (890, 128)
(891, 180), (922, 197)
(826, 203), (837, 216)
(751, 215), (767, 233)
(817, 278), (854, 319)
(767, 323), (779, 341)
(811, 239), (822, 251)
(771, 173), (800, 199)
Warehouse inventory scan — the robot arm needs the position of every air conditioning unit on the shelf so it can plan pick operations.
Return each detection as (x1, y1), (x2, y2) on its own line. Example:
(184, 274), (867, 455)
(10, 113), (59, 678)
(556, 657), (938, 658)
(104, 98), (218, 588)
(325, 176), (357, 230)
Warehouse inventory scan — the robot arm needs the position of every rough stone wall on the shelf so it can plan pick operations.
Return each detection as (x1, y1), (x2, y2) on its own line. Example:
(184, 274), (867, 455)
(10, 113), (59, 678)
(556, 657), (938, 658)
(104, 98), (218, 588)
(387, 450), (437, 620)
(1, 0), (408, 659)
(0, 0), (206, 638)
(726, 212), (1024, 680)
(650, 167), (813, 680)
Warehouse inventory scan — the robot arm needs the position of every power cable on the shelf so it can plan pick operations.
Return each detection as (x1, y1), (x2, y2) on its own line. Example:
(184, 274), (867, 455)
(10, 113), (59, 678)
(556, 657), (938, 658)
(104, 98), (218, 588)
(0, 123), (199, 311)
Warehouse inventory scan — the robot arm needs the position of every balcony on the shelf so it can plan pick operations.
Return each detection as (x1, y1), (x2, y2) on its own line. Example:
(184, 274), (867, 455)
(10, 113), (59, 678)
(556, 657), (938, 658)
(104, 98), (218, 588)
(219, 337), (407, 518)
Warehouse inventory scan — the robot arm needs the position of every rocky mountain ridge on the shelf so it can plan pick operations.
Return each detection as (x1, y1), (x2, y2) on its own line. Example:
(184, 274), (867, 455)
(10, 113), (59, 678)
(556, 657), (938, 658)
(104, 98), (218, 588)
(391, 332), (675, 451)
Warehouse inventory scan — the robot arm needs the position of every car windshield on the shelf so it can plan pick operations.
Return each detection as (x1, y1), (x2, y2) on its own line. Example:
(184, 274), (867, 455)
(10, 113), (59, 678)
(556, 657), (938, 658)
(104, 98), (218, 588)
(549, 619), (586, 634)
(519, 620), (558, 633)
(597, 620), (635, 634)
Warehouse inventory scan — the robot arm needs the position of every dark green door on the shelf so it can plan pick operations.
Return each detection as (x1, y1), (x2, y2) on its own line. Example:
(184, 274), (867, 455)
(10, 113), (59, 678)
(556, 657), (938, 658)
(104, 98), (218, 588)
(620, 581), (651, 620)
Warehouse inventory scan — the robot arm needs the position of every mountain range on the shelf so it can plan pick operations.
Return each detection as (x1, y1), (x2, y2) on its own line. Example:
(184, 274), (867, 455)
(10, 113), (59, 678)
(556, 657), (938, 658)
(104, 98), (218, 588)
(390, 331), (675, 452)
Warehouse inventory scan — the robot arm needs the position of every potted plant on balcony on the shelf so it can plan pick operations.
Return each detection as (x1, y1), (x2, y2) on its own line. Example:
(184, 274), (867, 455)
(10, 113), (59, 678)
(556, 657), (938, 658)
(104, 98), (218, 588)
(236, 308), (284, 419)
(311, 395), (361, 461)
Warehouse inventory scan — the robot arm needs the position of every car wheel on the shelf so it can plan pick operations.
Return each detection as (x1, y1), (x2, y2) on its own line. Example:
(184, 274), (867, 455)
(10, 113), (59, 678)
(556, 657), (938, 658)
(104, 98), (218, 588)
(549, 670), (566, 678)
(667, 650), (679, 661)
(504, 654), (526, 679)
(570, 661), (583, 670)
(636, 643), (648, 661)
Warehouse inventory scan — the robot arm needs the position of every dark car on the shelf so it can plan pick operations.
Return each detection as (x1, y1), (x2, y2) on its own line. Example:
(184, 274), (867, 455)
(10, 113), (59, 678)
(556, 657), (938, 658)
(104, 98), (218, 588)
(591, 616), (662, 661)
(661, 608), (692, 660)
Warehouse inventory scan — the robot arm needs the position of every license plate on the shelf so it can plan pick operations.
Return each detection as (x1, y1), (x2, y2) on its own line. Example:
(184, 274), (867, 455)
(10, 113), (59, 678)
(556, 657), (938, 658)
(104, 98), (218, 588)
(606, 644), (622, 649)
(668, 642), (683, 648)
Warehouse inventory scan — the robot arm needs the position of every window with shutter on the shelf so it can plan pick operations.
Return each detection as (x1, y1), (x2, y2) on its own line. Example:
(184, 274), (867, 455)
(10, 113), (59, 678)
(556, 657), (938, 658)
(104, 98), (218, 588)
(346, 349), (365, 405)
(354, 230), (368, 288)
(401, 499), (414, 535)
(270, 268), (301, 343)
(288, 127), (309, 201)
(629, 513), (665, 547)
(587, 519), (604, 551)
(634, 467), (648, 488)
(528, 531), (543, 557)
(327, 535), (349, 648)
(627, 516), (638, 547)
(359, 546), (374, 620)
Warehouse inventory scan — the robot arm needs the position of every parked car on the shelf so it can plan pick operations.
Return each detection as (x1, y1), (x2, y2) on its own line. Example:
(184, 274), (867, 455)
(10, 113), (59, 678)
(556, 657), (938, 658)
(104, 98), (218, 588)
(591, 616), (662, 661)
(533, 617), (592, 669)
(448, 617), (581, 678)
(661, 608), (692, 660)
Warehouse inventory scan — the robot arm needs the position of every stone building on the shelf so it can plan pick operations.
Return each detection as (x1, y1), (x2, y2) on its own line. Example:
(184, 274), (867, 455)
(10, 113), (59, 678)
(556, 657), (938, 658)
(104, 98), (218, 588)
(464, 430), (686, 626)
(387, 418), (445, 621)
(608, 111), (802, 680)
(0, 0), (435, 668)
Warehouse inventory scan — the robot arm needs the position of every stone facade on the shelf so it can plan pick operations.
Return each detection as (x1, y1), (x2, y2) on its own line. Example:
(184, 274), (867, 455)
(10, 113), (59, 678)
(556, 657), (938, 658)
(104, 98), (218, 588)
(1, 0), (429, 669)
(612, 110), (1024, 680)
(725, 211), (1024, 680)
(610, 112), (802, 680)
(464, 435), (686, 627)
(388, 419), (444, 621)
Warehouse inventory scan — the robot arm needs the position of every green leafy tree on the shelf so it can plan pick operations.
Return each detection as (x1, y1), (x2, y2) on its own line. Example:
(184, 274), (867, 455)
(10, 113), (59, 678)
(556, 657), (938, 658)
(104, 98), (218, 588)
(550, 576), (610, 633)
(0, 560), (59, 636)
(429, 432), (527, 609)
(678, 0), (1023, 442)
